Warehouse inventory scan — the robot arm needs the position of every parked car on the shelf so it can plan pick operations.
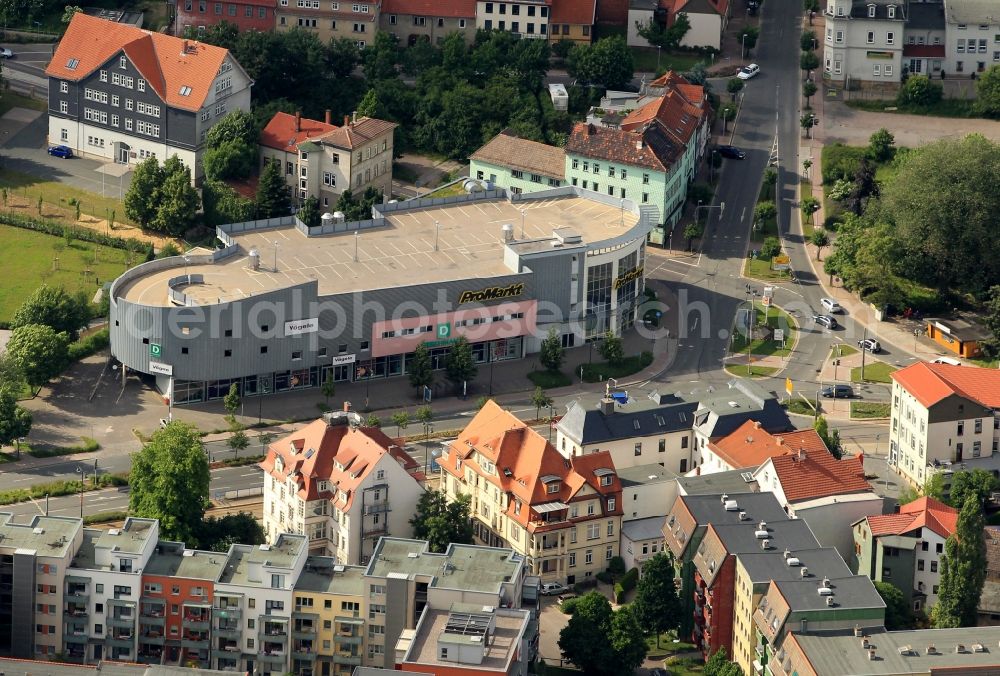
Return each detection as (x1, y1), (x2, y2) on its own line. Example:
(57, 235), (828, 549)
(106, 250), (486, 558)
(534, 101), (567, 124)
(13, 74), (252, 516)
(820, 297), (842, 313)
(821, 384), (855, 398)
(541, 582), (568, 596)
(813, 314), (838, 329)
(717, 145), (746, 160)
(737, 63), (761, 80)
(48, 145), (74, 159)
(557, 592), (578, 603)
(858, 338), (882, 353)
(932, 357), (962, 365)
(0, 48), (12, 58)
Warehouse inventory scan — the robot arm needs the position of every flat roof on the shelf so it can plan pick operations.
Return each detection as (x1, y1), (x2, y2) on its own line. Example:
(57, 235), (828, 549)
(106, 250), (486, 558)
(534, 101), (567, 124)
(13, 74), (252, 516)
(737, 547), (852, 584)
(404, 607), (528, 670)
(621, 516), (666, 542)
(218, 534), (306, 586)
(678, 469), (760, 495)
(145, 542), (228, 581)
(0, 660), (237, 676)
(773, 575), (884, 612)
(366, 538), (522, 593)
(118, 194), (639, 306)
(93, 518), (157, 554)
(0, 513), (81, 558)
(617, 463), (679, 488)
(295, 556), (366, 596)
(680, 492), (789, 526)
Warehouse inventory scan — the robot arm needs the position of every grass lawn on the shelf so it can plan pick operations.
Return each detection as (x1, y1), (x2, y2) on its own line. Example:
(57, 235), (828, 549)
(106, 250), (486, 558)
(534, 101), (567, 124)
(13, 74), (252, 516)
(845, 98), (977, 118)
(664, 656), (707, 675)
(645, 632), (695, 658)
(0, 92), (46, 118)
(744, 256), (791, 281)
(580, 352), (654, 383)
(0, 224), (132, 322)
(831, 344), (858, 358)
(725, 363), (779, 378)
(850, 361), (897, 383)
(423, 181), (467, 198)
(851, 402), (891, 419)
(730, 302), (796, 357)
(631, 47), (702, 74)
(785, 398), (816, 415)
(0, 167), (135, 226)
(528, 370), (572, 388)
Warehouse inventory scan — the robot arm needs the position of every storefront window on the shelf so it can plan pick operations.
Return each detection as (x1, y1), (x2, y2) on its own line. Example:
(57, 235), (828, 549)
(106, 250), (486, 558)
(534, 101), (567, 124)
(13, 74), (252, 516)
(586, 262), (613, 338)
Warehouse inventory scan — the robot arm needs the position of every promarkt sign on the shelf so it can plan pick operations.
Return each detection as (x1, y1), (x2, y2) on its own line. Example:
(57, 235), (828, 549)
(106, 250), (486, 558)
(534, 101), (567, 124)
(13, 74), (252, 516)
(458, 283), (524, 304)
(613, 266), (644, 290)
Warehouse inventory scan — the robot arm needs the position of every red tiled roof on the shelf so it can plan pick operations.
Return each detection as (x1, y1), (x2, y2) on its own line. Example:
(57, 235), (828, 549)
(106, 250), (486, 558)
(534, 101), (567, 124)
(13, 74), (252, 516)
(903, 44), (946, 57)
(315, 116), (398, 150)
(382, 0), (476, 17)
(710, 420), (830, 470)
(566, 121), (681, 172)
(866, 496), (958, 539)
(671, 0), (729, 18)
(766, 446), (872, 503)
(470, 129), (566, 179)
(47, 13), (234, 112)
(622, 88), (704, 144)
(892, 361), (1000, 409)
(260, 111), (339, 152)
(259, 417), (418, 506)
(550, 0), (597, 24)
(442, 400), (622, 533)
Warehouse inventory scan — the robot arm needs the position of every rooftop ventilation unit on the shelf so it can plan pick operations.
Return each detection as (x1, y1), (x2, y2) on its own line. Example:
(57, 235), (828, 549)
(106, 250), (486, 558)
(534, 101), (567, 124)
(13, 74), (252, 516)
(818, 587), (833, 596)
(739, 511), (748, 520)
(761, 539), (770, 550)
(755, 530), (769, 539)
(800, 567), (809, 578)
(786, 558), (801, 567)
(724, 500), (739, 511)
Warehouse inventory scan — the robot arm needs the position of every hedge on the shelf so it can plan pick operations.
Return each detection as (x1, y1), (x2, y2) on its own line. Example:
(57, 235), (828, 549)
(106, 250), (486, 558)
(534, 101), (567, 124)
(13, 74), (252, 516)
(68, 328), (110, 361)
(0, 472), (127, 506)
(615, 567), (640, 602)
(0, 211), (155, 258)
(84, 510), (128, 525)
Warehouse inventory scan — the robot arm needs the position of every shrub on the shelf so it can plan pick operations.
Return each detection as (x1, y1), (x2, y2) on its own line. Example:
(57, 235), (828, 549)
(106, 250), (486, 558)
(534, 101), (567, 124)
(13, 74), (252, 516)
(560, 597), (581, 614)
(67, 328), (110, 361)
(687, 183), (714, 206)
(821, 143), (868, 183)
(0, 212), (154, 258)
(897, 74), (943, 107)
(596, 570), (614, 584)
(760, 236), (782, 259)
(607, 556), (627, 577)
(573, 578), (598, 594)
(83, 510), (128, 525)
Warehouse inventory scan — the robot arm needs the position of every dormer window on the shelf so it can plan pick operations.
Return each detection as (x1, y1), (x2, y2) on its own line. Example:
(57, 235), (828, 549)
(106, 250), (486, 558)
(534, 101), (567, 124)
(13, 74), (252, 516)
(887, 5), (895, 18)
(318, 480), (329, 492)
(867, 4), (875, 17)
(120, 55), (127, 69)
(547, 482), (560, 494)
(600, 475), (613, 486)
(275, 456), (284, 472)
(179, 85), (192, 96)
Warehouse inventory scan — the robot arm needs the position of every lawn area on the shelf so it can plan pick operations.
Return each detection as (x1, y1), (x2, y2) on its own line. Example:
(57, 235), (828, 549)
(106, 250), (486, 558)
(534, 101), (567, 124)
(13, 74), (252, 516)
(0, 92), (46, 118)
(730, 302), (796, 358)
(745, 178), (790, 281)
(663, 656), (707, 675)
(423, 181), (468, 198)
(785, 398), (816, 415)
(850, 361), (897, 383)
(725, 363), (779, 378)
(645, 632), (695, 658)
(831, 344), (858, 358)
(845, 98), (977, 118)
(528, 370), (572, 388)
(580, 352), (654, 383)
(631, 47), (702, 74)
(0, 167), (135, 226)
(0, 224), (132, 322)
(851, 402), (891, 419)
(744, 256), (791, 281)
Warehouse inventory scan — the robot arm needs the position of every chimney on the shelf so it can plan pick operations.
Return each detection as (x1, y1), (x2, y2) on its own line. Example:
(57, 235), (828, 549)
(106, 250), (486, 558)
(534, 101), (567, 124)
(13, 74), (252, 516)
(343, 401), (352, 412)
(775, 437), (785, 446)
(344, 115), (350, 127)
(587, 123), (596, 136)
(600, 397), (615, 416)
(798, 447), (806, 460)
(325, 109), (332, 125)
(753, 421), (762, 429)
(352, 110), (357, 124)
(295, 111), (301, 133)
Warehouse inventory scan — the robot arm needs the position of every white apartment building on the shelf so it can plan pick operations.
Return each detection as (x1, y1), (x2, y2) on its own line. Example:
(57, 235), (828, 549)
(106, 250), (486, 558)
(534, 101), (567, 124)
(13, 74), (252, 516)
(823, 0), (905, 83)
(475, 0), (550, 37)
(890, 361), (1000, 487)
(943, 0), (1000, 76)
(260, 411), (422, 565)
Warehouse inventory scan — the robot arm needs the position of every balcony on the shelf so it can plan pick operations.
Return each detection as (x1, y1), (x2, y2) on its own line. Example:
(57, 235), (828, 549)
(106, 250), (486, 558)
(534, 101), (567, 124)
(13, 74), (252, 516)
(293, 644), (317, 660)
(107, 633), (135, 648)
(182, 637), (211, 650)
(363, 500), (390, 515)
(65, 585), (89, 603)
(334, 633), (362, 646)
(215, 623), (241, 639)
(258, 651), (287, 664)
(64, 631), (90, 644)
(332, 653), (361, 666)
(140, 616), (165, 628)
(137, 648), (163, 664)
(109, 614), (136, 629)
(214, 605), (242, 620)
(215, 657), (240, 671)
(65, 604), (88, 618)
(139, 632), (166, 646)
(261, 619), (289, 638)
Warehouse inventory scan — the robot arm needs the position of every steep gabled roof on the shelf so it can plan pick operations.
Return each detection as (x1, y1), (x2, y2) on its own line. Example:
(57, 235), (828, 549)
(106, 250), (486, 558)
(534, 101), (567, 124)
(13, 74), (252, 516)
(764, 448), (872, 503)
(550, 0), (597, 24)
(47, 12), (235, 112)
(864, 496), (958, 540)
(314, 116), (398, 150)
(892, 361), (1000, 409)
(709, 420), (830, 471)
(381, 0), (477, 16)
(470, 129), (566, 180)
(260, 111), (339, 152)
(566, 121), (682, 172)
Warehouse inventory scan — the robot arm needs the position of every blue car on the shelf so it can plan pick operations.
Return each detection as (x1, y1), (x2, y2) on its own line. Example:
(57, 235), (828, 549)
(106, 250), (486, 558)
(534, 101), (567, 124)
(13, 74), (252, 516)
(48, 145), (73, 159)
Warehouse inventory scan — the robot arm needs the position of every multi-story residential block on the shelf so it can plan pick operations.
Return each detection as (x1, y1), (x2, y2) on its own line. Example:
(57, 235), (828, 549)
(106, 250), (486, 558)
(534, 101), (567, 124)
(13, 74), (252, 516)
(903, 0), (946, 77)
(260, 111), (396, 208)
(618, 463), (679, 521)
(692, 518), (820, 658)
(65, 519), (161, 664)
(0, 513), (84, 659)
(396, 604), (532, 675)
(362, 537), (528, 669)
(889, 362), (1000, 487)
(753, 575), (885, 673)
(664, 492), (792, 641)
(441, 400), (623, 584)
(475, 0), (551, 37)
(732, 547), (853, 675)
(469, 130), (566, 193)
(176, 0), (277, 34)
(944, 0), (1000, 77)
(852, 497), (957, 614)
(276, 0), (380, 46)
(547, 0), (597, 43)
(620, 517), (667, 572)
(690, 380), (792, 453)
(46, 13), (253, 180)
(752, 446), (880, 559)
(140, 541), (228, 668)
(292, 557), (367, 676)
(260, 411), (423, 565)
(380, 0), (477, 44)
(822, 0), (905, 84)
(698, 420), (830, 474)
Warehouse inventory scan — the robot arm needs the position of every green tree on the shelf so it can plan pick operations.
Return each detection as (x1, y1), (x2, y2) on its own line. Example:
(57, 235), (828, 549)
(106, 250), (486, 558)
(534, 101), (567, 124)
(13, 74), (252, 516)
(704, 646), (743, 676)
(356, 88), (379, 118)
(409, 490), (473, 552)
(897, 74), (943, 107)
(12, 285), (90, 341)
(298, 195), (321, 228)
(321, 372), (336, 407)
(256, 161), (292, 218)
(813, 415), (842, 459)
(129, 421), (209, 543)
(197, 512), (265, 552)
(391, 411), (411, 438)
(257, 431), (275, 454)
(803, 80), (818, 107)
(719, 104), (736, 135)
(726, 77), (744, 101)
(738, 25), (760, 53)
(801, 29), (817, 51)
(948, 469), (1000, 508)
(754, 200), (776, 224)
(0, 390), (32, 457)
(609, 605), (647, 674)
(598, 330), (625, 366)
(123, 156), (162, 228)
(874, 581), (912, 630)
(633, 552), (683, 646)
(539, 327), (565, 372)
(203, 180), (255, 226)
(867, 127), (896, 163)
(684, 221), (705, 249)
(61, 4), (82, 22)
(363, 31), (401, 81)
(152, 166), (200, 236)
(800, 51), (819, 77)
(923, 473), (945, 502)
(226, 428), (249, 459)
(408, 342), (435, 392)
(531, 386), (553, 421)
(976, 65), (1000, 117)
(445, 336), (477, 387)
(810, 228), (830, 260)
(636, 12), (690, 49)
(558, 592), (617, 674)
(760, 236), (782, 259)
(933, 496), (987, 628)
(567, 36), (634, 89)
(415, 404), (433, 426)
(206, 109), (257, 148)
(6, 324), (69, 389)
(203, 138), (257, 181)
(801, 112), (816, 138)
(223, 383), (241, 422)
(364, 413), (382, 428)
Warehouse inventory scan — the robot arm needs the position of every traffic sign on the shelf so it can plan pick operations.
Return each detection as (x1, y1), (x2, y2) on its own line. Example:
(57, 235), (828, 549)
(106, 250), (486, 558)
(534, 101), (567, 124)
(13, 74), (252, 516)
(150, 343), (161, 358)
(785, 377), (793, 395)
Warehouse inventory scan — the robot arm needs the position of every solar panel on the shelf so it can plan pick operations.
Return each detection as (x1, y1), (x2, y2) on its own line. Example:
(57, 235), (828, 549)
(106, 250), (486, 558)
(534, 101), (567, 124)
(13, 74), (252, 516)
(304, 449), (315, 459)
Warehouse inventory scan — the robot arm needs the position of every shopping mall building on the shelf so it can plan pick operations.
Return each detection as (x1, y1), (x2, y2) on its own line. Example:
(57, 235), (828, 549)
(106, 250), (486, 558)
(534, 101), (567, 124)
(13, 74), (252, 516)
(109, 187), (657, 404)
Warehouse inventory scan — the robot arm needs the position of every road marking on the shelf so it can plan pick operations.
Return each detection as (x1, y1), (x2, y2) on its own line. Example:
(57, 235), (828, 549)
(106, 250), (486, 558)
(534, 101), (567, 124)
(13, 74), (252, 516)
(741, 207), (746, 223)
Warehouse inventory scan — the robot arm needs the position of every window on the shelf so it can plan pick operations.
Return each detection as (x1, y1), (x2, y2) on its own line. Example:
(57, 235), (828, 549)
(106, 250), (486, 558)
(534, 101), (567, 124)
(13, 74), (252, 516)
(137, 79), (146, 92)
(59, 101), (67, 114)
(585, 550), (593, 564)
(606, 545), (613, 559)
(867, 4), (875, 17)
(607, 520), (614, 536)
(931, 560), (938, 573)
(918, 559), (925, 571)
(587, 523), (600, 540)
(887, 5), (894, 17)
(634, 442), (641, 456)
(607, 498), (615, 511)
(120, 55), (128, 69)
(867, 31), (875, 44)
(569, 552), (576, 567)
(60, 81), (68, 93)
(886, 32), (894, 45)
(873, 64), (881, 76)
(642, 173), (649, 184)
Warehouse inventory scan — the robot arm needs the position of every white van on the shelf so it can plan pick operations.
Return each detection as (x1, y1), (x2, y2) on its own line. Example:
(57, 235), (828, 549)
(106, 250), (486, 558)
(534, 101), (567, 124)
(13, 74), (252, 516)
(932, 357), (962, 366)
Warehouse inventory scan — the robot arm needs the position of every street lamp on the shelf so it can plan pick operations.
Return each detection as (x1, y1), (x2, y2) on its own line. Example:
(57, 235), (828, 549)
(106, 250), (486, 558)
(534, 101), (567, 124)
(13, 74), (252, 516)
(656, 45), (661, 71)
(742, 33), (747, 60)
(744, 285), (759, 374)
(548, 405), (557, 443)
(75, 466), (85, 518)
(423, 421), (434, 477)
(272, 241), (279, 272)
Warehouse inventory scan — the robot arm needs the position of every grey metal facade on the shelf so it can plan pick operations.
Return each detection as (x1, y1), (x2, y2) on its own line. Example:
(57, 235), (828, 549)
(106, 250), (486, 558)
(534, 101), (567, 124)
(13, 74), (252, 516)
(11, 550), (36, 659)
